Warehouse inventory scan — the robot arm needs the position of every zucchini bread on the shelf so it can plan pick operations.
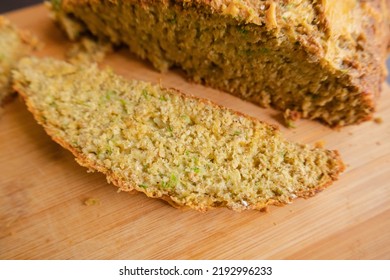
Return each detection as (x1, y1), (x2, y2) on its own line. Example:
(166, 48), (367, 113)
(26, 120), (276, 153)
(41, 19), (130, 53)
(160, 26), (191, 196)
(50, 0), (390, 127)
(13, 56), (344, 211)
(0, 16), (37, 105)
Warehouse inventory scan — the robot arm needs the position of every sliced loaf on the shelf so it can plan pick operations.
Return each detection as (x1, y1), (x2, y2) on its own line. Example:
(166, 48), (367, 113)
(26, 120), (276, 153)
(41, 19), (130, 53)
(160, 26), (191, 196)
(50, 0), (390, 127)
(13, 56), (345, 211)
(0, 16), (37, 105)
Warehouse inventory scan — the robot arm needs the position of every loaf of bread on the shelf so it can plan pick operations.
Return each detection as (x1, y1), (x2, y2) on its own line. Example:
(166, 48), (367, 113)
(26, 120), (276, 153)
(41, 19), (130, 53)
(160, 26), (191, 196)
(13, 56), (344, 211)
(50, 0), (389, 127)
(0, 16), (37, 105)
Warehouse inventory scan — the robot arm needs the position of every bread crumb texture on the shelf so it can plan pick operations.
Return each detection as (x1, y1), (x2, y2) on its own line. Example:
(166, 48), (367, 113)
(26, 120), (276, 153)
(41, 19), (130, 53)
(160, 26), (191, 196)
(51, 0), (390, 127)
(13, 57), (345, 212)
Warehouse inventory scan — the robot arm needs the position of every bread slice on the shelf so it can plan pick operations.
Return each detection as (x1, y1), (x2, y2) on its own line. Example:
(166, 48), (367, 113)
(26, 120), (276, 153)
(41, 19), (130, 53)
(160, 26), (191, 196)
(0, 16), (37, 106)
(13, 56), (344, 212)
(49, 0), (389, 127)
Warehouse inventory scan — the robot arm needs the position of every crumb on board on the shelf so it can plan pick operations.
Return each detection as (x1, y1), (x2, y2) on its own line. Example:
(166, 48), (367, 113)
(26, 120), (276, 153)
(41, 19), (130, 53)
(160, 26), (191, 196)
(283, 109), (301, 129)
(84, 197), (100, 206)
(314, 140), (325, 149)
(261, 206), (270, 213)
(373, 117), (383, 124)
(66, 36), (112, 64)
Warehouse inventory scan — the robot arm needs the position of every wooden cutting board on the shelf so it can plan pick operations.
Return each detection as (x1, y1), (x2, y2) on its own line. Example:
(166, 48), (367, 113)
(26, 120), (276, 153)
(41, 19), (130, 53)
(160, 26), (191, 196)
(1, 5), (389, 260)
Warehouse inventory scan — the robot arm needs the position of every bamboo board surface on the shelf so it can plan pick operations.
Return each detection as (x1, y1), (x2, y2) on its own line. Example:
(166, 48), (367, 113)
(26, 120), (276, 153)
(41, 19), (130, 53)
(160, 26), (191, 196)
(1, 5), (389, 260)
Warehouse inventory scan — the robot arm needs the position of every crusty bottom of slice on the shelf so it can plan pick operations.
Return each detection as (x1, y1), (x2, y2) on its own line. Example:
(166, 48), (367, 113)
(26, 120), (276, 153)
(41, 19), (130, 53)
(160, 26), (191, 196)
(13, 56), (345, 212)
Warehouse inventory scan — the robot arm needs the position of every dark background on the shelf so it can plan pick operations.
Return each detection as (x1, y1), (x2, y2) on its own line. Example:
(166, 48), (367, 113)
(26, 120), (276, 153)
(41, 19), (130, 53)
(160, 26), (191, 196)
(0, 0), (42, 13)
(1, 0), (389, 83)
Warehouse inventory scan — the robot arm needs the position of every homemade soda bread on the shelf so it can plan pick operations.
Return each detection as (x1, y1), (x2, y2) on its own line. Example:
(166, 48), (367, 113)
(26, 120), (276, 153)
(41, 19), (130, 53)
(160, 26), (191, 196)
(50, 0), (390, 127)
(13, 56), (345, 211)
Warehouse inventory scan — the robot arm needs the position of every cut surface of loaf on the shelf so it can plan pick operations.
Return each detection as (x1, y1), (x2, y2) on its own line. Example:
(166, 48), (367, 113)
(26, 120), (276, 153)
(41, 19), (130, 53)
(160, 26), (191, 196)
(13, 56), (345, 212)
(0, 16), (37, 105)
(51, 0), (390, 127)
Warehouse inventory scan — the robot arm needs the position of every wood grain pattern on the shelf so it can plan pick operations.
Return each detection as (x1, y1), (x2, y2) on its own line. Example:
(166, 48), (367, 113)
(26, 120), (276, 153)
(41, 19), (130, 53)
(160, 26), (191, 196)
(1, 5), (389, 260)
